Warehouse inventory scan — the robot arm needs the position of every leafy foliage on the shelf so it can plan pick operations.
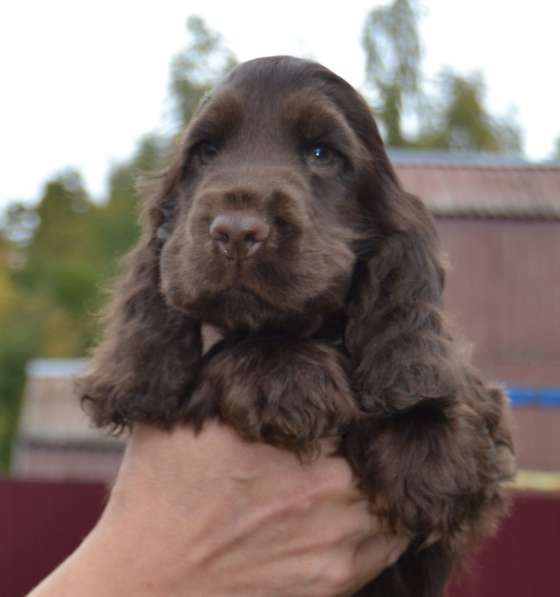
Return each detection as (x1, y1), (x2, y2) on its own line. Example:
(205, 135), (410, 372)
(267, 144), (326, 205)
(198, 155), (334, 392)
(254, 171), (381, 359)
(0, 17), (237, 470)
(170, 16), (237, 129)
(362, 0), (522, 153)
(552, 137), (560, 161)
(416, 70), (522, 152)
(362, 0), (422, 146)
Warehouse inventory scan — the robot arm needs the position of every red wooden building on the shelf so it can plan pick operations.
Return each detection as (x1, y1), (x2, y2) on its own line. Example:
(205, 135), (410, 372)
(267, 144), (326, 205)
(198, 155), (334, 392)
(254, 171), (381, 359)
(394, 151), (560, 472)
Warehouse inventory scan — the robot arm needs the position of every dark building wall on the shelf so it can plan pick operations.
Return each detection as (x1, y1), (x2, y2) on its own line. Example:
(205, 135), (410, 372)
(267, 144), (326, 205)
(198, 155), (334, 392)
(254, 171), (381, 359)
(435, 218), (560, 387)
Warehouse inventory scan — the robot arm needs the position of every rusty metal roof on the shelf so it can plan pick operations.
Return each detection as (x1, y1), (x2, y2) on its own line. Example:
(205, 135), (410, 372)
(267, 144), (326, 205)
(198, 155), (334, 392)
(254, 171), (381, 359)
(390, 150), (560, 219)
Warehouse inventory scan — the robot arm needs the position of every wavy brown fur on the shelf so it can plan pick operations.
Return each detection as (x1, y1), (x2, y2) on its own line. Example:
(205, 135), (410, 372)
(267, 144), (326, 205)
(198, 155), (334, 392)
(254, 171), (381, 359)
(78, 56), (515, 596)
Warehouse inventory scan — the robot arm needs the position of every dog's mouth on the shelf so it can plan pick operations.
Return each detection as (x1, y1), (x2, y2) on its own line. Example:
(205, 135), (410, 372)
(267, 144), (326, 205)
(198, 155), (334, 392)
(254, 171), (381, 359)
(221, 260), (261, 286)
(169, 247), (354, 330)
(207, 254), (298, 303)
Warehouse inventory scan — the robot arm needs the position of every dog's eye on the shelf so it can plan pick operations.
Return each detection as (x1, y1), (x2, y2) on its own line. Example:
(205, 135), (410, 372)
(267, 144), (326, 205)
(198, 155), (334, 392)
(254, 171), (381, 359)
(194, 141), (219, 166)
(306, 143), (336, 166)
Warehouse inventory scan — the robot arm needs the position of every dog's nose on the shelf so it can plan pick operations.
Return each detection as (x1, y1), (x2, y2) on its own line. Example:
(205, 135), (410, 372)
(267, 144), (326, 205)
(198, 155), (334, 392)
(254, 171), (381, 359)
(209, 213), (270, 259)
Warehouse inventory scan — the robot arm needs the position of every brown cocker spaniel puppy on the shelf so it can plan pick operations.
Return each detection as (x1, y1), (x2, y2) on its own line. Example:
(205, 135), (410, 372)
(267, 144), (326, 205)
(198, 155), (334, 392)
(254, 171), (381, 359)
(79, 56), (515, 596)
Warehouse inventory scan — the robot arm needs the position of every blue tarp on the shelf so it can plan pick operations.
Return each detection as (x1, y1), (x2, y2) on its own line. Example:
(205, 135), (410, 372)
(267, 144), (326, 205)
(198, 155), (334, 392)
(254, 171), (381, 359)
(508, 386), (560, 407)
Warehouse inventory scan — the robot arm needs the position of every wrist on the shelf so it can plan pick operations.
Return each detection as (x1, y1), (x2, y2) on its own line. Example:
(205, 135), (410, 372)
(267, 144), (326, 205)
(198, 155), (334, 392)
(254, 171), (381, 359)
(28, 503), (210, 597)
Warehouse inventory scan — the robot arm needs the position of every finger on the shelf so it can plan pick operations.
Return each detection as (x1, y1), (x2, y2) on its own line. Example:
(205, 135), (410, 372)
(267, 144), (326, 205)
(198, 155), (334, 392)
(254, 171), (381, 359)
(352, 533), (410, 586)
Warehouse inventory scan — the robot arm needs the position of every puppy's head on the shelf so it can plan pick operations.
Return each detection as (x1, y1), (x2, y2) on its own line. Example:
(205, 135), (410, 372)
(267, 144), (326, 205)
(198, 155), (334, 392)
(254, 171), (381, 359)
(149, 56), (390, 331)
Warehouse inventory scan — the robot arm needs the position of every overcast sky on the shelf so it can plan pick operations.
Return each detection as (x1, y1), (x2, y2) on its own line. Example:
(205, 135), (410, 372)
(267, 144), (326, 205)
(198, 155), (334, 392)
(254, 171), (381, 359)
(1, 0), (559, 211)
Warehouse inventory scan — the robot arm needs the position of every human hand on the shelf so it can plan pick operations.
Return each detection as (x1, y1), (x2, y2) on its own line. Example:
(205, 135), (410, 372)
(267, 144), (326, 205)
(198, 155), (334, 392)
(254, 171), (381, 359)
(29, 422), (408, 597)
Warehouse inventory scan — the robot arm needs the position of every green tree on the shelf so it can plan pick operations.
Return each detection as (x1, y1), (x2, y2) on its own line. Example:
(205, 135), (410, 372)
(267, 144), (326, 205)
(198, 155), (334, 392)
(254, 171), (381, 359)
(0, 233), (42, 468)
(0, 171), (103, 468)
(362, 0), (422, 146)
(552, 136), (560, 160)
(417, 70), (522, 152)
(170, 16), (237, 128)
(94, 133), (168, 270)
(0, 307), (35, 469)
(11, 170), (103, 354)
(362, 0), (522, 153)
(18, 172), (98, 313)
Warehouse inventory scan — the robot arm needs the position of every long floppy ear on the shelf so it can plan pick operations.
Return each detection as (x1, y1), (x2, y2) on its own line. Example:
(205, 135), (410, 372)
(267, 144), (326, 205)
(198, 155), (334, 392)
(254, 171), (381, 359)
(343, 159), (516, 590)
(345, 158), (457, 416)
(316, 68), (458, 414)
(78, 159), (202, 432)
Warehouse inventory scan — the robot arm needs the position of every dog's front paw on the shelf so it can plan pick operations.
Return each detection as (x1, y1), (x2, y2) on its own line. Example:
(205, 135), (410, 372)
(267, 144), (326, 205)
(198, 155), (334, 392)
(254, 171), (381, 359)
(186, 336), (360, 453)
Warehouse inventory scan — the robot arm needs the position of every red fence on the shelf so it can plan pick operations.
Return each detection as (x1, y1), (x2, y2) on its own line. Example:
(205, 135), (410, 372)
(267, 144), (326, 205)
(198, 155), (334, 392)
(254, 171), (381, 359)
(1, 478), (559, 596)
(1, 479), (107, 597)
(449, 492), (560, 596)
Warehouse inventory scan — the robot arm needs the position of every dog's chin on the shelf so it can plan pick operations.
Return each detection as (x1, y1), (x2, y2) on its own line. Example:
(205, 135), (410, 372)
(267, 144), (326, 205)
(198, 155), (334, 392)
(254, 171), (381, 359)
(169, 283), (343, 335)
(169, 286), (297, 332)
(162, 261), (352, 333)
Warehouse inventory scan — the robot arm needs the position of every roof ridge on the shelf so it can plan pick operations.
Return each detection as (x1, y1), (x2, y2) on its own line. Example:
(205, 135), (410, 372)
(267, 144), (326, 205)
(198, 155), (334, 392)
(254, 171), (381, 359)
(388, 149), (560, 171)
(394, 160), (560, 219)
(394, 162), (560, 172)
